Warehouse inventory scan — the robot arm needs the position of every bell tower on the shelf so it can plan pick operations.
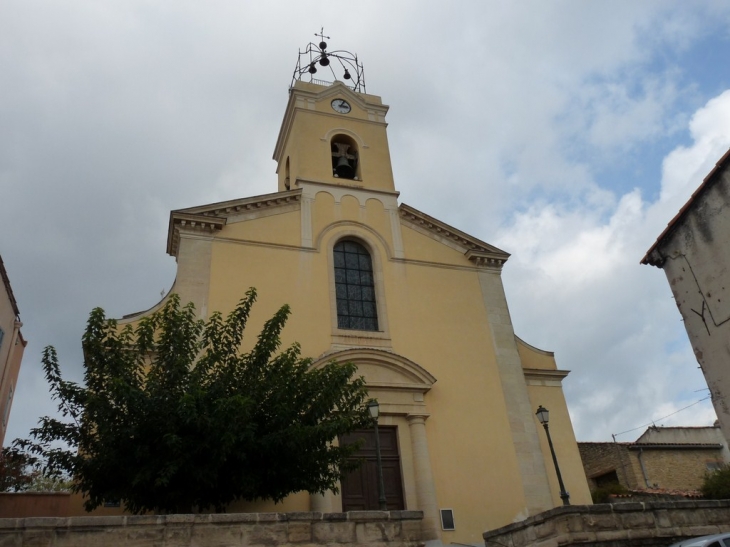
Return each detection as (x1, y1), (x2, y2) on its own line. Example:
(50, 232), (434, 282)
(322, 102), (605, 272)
(273, 38), (396, 194)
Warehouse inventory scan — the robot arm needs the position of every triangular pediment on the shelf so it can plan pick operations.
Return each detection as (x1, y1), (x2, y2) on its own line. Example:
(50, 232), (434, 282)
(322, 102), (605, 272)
(166, 189), (301, 256)
(399, 203), (510, 268)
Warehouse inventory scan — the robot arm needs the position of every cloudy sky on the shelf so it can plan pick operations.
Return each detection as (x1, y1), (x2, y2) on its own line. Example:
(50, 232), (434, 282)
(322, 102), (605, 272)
(2, 1), (730, 445)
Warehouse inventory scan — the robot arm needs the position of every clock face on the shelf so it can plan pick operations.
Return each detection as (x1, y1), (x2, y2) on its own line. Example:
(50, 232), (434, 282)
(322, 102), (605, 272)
(331, 99), (351, 114)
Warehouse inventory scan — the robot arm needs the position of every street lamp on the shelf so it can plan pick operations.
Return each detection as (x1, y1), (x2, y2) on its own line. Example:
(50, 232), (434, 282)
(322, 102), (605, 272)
(535, 405), (570, 506)
(367, 400), (388, 511)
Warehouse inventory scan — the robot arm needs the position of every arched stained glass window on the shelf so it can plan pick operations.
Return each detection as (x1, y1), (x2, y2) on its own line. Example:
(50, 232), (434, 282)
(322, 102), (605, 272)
(334, 240), (378, 331)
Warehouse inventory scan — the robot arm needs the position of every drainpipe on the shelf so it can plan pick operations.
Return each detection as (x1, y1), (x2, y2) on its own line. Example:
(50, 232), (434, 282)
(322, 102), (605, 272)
(637, 448), (651, 488)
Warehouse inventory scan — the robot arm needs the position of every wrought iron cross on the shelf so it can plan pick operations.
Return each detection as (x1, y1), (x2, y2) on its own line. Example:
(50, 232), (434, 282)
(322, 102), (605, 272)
(315, 27), (330, 45)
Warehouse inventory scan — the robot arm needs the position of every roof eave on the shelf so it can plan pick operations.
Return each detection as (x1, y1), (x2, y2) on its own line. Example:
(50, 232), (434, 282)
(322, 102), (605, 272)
(641, 146), (730, 267)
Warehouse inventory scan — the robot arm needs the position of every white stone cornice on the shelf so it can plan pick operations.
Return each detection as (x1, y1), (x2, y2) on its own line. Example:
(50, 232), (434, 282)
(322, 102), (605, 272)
(296, 178), (399, 202)
(167, 213), (225, 257)
(465, 250), (508, 270)
(399, 203), (510, 267)
(523, 368), (570, 387)
(165, 190), (302, 257)
(173, 189), (302, 218)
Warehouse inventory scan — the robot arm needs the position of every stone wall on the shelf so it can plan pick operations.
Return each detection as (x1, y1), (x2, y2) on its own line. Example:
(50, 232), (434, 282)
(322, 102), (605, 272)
(482, 500), (730, 547)
(0, 510), (425, 547)
(578, 442), (641, 490)
(630, 447), (721, 491)
(579, 442), (723, 492)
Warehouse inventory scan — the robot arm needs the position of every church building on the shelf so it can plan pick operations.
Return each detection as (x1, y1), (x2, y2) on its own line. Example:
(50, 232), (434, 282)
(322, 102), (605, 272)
(113, 40), (591, 544)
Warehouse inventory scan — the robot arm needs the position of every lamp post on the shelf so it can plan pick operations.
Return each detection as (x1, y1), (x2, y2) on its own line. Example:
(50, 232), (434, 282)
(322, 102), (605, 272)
(367, 400), (388, 511)
(535, 405), (570, 506)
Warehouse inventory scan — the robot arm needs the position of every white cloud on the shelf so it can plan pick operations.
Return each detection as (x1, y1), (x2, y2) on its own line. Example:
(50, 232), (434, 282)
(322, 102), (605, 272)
(497, 89), (730, 440)
(659, 90), (730, 204)
(2, 1), (730, 446)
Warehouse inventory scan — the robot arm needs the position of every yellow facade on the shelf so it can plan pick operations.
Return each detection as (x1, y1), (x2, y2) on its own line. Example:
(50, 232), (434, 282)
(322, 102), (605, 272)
(112, 79), (590, 544)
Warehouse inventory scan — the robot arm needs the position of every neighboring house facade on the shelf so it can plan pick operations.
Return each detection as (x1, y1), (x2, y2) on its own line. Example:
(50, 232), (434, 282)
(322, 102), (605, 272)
(642, 149), (730, 448)
(579, 426), (727, 493)
(0, 255), (26, 446)
(85, 48), (591, 544)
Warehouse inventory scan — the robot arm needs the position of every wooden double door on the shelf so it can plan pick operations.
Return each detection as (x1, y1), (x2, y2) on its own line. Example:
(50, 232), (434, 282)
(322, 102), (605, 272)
(340, 426), (405, 511)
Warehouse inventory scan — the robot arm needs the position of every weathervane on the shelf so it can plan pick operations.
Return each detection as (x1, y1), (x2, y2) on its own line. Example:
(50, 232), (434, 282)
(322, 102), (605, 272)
(290, 28), (366, 93)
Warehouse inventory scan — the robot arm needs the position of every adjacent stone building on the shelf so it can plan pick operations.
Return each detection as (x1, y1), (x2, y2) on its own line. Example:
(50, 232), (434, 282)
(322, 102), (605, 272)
(0, 254), (26, 446)
(579, 426), (727, 493)
(642, 148), (730, 448)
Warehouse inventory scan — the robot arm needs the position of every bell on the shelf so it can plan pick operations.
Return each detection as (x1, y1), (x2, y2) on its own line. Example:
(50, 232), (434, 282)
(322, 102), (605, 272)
(335, 155), (355, 179)
(319, 53), (330, 67)
(343, 69), (351, 80)
(308, 63), (317, 74)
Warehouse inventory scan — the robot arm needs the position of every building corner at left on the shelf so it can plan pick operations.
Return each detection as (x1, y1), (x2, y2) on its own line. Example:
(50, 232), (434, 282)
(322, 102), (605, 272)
(0, 254), (27, 446)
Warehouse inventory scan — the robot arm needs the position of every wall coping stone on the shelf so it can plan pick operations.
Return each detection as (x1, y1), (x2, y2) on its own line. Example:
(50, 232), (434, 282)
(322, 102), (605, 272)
(348, 511), (390, 521)
(483, 500), (730, 547)
(1, 510), (424, 530)
(0, 492), (68, 497)
(287, 511), (322, 521)
(390, 510), (423, 520)
(23, 517), (68, 528)
(323, 512), (348, 521)
(0, 510), (426, 547)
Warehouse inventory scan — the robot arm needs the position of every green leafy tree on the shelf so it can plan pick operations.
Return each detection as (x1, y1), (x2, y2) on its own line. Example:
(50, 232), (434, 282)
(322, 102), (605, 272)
(0, 447), (71, 493)
(16, 289), (371, 514)
(701, 464), (730, 499)
(0, 447), (35, 492)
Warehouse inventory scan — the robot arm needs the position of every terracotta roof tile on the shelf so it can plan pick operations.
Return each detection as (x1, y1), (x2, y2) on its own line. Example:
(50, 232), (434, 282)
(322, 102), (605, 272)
(641, 146), (730, 266)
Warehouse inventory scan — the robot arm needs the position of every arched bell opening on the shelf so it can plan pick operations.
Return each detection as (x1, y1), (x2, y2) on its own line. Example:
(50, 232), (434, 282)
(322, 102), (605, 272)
(331, 134), (360, 181)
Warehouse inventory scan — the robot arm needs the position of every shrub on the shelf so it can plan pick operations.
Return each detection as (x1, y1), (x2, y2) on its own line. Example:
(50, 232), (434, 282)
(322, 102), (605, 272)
(591, 482), (628, 504)
(701, 464), (730, 499)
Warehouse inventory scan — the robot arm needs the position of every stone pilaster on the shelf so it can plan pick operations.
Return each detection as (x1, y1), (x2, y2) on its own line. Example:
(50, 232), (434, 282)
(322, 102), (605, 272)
(406, 414), (440, 542)
(477, 268), (553, 514)
(175, 233), (213, 319)
(309, 492), (331, 513)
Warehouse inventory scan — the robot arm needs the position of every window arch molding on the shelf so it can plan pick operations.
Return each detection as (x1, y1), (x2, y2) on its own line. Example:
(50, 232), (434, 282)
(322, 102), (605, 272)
(315, 219), (394, 257)
(321, 226), (391, 343)
(322, 127), (366, 148)
(309, 348), (436, 408)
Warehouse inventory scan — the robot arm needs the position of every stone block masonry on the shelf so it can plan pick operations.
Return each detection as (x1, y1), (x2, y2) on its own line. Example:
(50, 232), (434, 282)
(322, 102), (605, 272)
(482, 500), (730, 547)
(0, 510), (425, 547)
